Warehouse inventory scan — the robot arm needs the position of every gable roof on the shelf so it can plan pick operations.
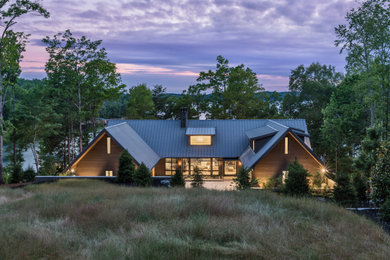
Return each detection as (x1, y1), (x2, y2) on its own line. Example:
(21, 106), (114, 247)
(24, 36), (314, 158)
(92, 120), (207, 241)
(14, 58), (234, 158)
(185, 127), (216, 136)
(106, 122), (160, 169)
(106, 119), (309, 162)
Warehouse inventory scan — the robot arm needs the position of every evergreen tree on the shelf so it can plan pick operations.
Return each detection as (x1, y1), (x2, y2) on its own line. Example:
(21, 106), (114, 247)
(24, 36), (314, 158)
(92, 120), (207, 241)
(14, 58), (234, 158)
(191, 166), (203, 188)
(370, 142), (390, 206)
(353, 173), (367, 202)
(333, 173), (358, 207)
(117, 150), (135, 184)
(284, 160), (310, 197)
(133, 163), (152, 187)
(234, 167), (258, 190)
(170, 167), (185, 187)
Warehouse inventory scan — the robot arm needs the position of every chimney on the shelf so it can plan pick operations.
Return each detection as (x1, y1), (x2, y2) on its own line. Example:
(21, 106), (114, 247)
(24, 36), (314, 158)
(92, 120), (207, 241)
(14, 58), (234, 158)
(180, 107), (188, 128)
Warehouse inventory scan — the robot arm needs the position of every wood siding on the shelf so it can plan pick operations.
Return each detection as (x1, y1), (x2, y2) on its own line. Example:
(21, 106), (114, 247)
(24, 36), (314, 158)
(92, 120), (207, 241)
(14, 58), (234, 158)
(253, 132), (323, 185)
(72, 133), (123, 176)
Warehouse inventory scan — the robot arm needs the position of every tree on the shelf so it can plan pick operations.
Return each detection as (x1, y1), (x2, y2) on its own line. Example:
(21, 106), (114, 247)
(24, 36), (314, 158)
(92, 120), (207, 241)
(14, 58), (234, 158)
(370, 141), (390, 206)
(117, 150), (135, 184)
(43, 30), (124, 155)
(191, 166), (203, 188)
(284, 160), (310, 197)
(188, 56), (268, 119)
(234, 167), (258, 190)
(133, 163), (152, 187)
(333, 173), (358, 207)
(152, 85), (170, 119)
(126, 84), (155, 119)
(0, 0), (49, 184)
(170, 167), (185, 187)
(282, 63), (343, 156)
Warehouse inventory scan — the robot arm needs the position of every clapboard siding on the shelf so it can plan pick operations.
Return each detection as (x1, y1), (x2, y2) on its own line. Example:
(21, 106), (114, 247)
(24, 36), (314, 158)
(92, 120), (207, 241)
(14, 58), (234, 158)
(73, 133), (123, 176)
(253, 132), (322, 185)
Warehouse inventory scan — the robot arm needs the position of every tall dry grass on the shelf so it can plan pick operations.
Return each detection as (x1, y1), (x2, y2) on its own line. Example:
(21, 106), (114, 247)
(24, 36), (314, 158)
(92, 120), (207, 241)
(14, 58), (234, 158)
(0, 179), (389, 259)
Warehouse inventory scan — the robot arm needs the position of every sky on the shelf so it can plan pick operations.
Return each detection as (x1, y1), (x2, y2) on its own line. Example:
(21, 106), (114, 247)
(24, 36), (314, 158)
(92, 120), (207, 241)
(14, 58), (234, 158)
(15, 0), (359, 92)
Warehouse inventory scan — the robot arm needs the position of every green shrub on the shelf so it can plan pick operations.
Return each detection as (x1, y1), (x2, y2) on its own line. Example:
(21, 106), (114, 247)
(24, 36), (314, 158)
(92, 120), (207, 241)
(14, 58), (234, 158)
(353, 173), (367, 202)
(10, 164), (24, 184)
(23, 167), (36, 182)
(333, 173), (357, 207)
(284, 160), (310, 197)
(191, 166), (203, 188)
(117, 150), (135, 184)
(170, 167), (185, 187)
(312, 171), (325, 189)
(380, 197), (390, 222)
(133, 163), (152, 187)
(371, 142), (390, 206)
(234, 167), (258, 190)
(263, 176), (283, 190)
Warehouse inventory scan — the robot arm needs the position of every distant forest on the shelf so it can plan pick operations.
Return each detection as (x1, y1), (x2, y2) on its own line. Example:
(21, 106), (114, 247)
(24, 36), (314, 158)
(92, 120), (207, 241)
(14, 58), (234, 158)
(2, 0), (390, 209)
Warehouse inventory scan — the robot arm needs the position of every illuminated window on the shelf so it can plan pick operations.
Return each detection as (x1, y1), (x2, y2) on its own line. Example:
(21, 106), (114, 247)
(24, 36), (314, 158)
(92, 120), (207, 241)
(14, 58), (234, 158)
(107, 137), (111, 154)
(182, 158), (190, 175)
(282, 170), (289, 183)
(165, 158), (178, 175)
(224, 160), (237, 175)
(284, 137), (288, 155)
(189, 135), (212, 145)
(105, 170), (113, 176)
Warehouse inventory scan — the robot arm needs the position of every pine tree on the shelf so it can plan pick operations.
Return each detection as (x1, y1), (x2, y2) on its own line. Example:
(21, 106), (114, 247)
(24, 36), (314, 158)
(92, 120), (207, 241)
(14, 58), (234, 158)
(333, 173), (357, 207)
(191, 166), (203, 188)
(133, 163), (152, 187)
(284, 160), (310, 197)
(170, 167), (185, 187)
(234, 167), (257, 190)
(117, 150), (135, 184)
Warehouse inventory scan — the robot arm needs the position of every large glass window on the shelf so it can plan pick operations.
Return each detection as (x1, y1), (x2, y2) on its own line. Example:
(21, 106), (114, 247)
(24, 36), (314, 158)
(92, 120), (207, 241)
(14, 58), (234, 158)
(224, 160), (237, 175)
(182, 158), (190, 176)
(189, 135), (212, 145)
(165, 158), (178, 175)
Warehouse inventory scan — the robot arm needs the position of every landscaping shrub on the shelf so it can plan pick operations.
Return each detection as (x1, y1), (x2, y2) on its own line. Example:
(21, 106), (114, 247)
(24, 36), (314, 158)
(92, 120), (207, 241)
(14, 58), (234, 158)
(23, 167), (36, 182)
(312, 171), (324, 189)
(117, 150), (135, 184)
(284, 160), (310, 197)
(10, 164), (23, 184)
(371, 142), (390, 206)
(263, 176), (283, 190)
(333, 173), (357, 207)
(234, 167), (257, 190)
(133, 163), (152, 186)
(353, 172), (367, 202)
(170, 168), (185, 187)
(380, 197), (390, 222)
(191, 166), (203, 188)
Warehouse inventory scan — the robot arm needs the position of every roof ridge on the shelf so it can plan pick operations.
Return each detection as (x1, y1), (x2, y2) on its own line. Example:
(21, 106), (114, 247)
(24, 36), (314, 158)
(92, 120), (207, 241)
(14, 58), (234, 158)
(105, 122), (128, 129)
(267, 119), (289, 129)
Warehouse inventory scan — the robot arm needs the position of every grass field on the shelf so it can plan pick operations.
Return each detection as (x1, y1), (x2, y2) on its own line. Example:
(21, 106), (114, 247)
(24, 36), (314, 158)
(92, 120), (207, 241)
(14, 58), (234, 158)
(0, 180), (389, 259)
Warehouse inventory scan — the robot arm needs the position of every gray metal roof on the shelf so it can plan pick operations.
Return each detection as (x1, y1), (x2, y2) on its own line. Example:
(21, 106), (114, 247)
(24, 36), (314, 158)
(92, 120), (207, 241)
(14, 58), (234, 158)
(240, 120), (289, 169)
(245, 126), (277, 139)
(105, 122), (160, 169)
(107, 119), (309, 161)
(186, 127), (216, 136)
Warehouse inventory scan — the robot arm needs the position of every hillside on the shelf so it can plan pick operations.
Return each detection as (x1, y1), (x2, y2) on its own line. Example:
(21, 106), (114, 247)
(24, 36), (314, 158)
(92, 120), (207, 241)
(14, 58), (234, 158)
(0, 180), (389, 259)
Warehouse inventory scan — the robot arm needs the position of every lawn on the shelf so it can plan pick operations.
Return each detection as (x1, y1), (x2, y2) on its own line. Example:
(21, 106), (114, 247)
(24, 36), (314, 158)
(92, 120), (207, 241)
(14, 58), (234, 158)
(0, 180), (389, 259)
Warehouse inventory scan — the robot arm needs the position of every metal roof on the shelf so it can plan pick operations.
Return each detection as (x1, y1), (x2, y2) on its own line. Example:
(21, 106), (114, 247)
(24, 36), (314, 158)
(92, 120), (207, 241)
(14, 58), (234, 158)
(245, 126), (277, 139)
(186, 127), (216, 136)
(105, 122), (160, 169)
(107, 119), (309, 160)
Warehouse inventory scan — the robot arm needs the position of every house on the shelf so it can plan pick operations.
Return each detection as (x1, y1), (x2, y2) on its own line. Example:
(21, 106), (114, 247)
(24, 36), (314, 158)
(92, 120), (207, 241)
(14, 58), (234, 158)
(66, 110), (333, 189)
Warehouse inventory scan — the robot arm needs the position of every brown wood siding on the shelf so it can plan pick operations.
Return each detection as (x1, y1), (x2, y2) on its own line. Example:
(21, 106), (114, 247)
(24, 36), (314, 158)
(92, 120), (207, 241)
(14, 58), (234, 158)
(154, 159), (165, 176)
(73, 133), (123, 176)
(253, 132), (323, 185)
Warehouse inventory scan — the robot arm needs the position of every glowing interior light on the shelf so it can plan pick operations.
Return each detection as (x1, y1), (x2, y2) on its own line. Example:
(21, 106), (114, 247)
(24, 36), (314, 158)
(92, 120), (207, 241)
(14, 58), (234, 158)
(107, 137), (111, 154)
(190, 135), (212, 145)
(284, 137), (288, 155)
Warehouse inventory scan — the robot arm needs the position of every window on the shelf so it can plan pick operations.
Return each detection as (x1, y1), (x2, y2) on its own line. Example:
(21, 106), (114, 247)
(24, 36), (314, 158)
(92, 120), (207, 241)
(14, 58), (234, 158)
(284, 137), (288, 155)
(224, 160), (237, 175)
(165, 158), (178, 175)
(182, 158), (190, 176)
(105, 170), (113, 176)
(107, 137), (111, 154)
(189, 135), (212, 145)
(282, 170), (289, 183)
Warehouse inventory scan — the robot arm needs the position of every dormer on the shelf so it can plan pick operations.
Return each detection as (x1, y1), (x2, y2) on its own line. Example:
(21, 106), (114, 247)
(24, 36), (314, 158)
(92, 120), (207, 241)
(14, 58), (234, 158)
(185, 127), (216, 146)
(245, 126), (277, 152)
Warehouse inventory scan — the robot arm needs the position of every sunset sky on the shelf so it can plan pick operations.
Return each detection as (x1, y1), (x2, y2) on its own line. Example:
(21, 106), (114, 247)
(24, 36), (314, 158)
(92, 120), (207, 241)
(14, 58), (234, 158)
(16, 0), (358, 92)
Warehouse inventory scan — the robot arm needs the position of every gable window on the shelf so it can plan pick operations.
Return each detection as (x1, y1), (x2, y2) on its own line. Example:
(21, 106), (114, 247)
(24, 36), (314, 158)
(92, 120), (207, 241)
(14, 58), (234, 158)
(165, 158), (178, 175)
(189, 135), (212, 146)
(284, 137), (288, 155)
(107, 137), (111, 154)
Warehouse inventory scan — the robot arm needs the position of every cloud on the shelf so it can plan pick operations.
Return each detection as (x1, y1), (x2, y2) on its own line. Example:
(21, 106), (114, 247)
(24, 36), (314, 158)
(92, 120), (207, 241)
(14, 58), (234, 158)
(16, 0), (357, 92)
